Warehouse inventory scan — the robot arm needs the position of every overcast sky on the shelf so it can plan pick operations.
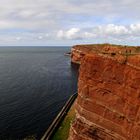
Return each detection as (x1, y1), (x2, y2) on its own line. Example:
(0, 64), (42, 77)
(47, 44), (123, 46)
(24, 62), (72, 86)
(0, 0), (140, 46)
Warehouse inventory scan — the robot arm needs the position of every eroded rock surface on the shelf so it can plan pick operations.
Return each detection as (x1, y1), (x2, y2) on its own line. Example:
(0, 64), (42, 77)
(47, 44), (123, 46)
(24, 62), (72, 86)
(69, 44), (140, 140)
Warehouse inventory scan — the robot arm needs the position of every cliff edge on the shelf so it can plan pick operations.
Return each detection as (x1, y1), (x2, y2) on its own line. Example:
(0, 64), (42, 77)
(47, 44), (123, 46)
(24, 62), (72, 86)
(69, 44), (140, 140)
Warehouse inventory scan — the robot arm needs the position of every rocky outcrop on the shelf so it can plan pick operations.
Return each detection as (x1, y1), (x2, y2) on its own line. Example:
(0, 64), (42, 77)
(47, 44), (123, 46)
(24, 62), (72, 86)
(69, 44), (140, 140)
(71, 44), (140, 64)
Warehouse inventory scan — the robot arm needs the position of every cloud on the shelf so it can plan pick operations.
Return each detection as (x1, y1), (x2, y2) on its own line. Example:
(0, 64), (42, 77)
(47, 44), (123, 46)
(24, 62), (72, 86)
(57, 27), (97, 40)
(57, 28), (80, 39)
(0, 0), (140, 45)
(102, 24), (129, 35)
(56, 24), (140, 45)
(130, 24), (140, 35)
(16, 37), (21, 41)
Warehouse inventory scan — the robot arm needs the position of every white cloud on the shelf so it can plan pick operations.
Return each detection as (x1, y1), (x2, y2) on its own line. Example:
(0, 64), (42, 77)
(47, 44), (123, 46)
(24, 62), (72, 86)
(84, 32), (96, 38)
(0, 21), (15, 29)
(56, 23), (140, 45)
(130, 24), (140, 35)
(16, 37), (21, 41)
(57, 28), (80, 39)
(0, 0), (140, 45)
(65, 28), (80, 39)
(57, 30), (64, 39)
(104, 24), (129, 35)
(38, 36), (43, 39)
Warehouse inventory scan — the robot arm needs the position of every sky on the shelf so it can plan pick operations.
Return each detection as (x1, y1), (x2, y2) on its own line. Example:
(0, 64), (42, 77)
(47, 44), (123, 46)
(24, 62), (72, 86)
(0, 0), (140, 46)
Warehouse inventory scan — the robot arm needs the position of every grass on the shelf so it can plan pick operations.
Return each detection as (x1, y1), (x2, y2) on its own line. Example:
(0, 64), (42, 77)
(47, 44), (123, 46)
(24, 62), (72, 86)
(51, 103), (76, 140)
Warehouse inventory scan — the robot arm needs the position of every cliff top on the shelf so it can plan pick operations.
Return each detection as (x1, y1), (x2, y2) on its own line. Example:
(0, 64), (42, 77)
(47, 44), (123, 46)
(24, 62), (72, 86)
(72, 43), (140, 69)
(72, 43), (140, 55)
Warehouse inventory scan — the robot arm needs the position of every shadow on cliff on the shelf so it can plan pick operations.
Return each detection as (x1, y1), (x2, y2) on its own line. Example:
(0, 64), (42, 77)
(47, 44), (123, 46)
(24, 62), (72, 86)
(69, 63), (79, 93)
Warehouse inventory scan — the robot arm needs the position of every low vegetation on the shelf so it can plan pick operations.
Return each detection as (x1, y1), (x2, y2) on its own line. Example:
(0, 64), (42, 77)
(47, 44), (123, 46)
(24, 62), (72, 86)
(51, 103), (76, 140)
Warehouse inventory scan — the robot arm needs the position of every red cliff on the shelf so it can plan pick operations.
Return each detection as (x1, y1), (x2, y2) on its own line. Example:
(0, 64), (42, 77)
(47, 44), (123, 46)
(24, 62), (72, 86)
(69, 44), (140, 140)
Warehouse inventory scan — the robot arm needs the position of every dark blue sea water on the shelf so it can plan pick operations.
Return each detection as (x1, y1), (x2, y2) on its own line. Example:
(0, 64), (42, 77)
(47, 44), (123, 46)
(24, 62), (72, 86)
(0, 47), (78, 140)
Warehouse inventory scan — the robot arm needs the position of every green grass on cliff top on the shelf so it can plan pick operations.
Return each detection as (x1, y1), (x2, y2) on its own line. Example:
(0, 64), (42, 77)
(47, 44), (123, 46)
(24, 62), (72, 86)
(51, 103), (76, 140)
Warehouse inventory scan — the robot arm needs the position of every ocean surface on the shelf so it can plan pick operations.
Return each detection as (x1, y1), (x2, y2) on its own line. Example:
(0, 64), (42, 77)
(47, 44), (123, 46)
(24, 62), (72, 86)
(0, 47), (79, 140)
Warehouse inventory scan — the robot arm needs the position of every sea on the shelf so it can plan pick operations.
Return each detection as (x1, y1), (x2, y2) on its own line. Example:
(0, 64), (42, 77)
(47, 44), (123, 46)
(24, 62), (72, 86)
(0, 47), (79, 140)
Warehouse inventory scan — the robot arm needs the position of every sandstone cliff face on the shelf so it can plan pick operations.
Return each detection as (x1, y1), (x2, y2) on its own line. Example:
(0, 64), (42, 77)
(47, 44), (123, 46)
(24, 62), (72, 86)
(69, 44), (140, 140)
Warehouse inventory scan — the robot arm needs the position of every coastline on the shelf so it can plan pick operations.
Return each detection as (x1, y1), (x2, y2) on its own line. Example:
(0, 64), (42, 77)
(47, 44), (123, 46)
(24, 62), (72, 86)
(68, 43), (140, 140)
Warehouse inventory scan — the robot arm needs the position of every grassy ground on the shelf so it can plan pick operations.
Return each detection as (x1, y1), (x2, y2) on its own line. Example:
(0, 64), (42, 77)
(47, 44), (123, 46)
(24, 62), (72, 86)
(51, 103), (76, 140)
